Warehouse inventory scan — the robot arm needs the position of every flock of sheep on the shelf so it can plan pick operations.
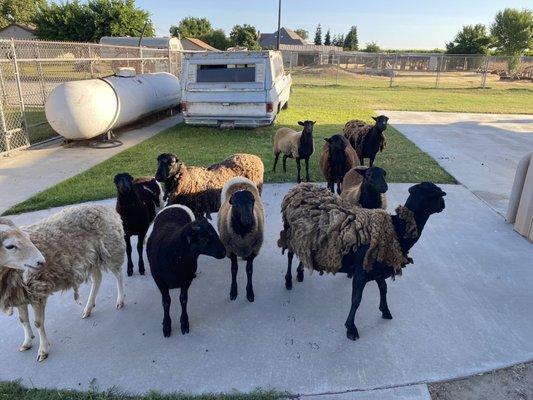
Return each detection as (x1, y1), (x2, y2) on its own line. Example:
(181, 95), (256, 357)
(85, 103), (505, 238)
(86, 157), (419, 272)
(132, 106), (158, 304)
(0, 115), (446, 361)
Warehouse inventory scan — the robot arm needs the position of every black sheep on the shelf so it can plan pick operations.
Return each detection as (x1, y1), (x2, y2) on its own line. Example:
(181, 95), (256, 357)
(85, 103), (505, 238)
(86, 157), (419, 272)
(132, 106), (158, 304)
(147, 205), (226, 337)
(114, 173), (164, 276)
(344, 116), (389, 167)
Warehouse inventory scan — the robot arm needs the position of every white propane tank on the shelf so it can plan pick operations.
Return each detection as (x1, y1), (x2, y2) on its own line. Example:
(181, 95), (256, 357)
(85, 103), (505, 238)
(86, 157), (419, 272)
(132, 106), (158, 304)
(45, 69), (180, 140)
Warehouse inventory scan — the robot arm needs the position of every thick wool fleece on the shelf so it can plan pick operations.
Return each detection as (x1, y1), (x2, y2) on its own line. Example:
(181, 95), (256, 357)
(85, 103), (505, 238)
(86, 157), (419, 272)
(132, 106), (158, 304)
(343, 120), (387, 158)
(167, 154), (264, 218)
(278, 184), (416, 274)
(340, 168), (387, 210)
(0, 205), (124, 310)
(218, 178), (265, 259)
(319, 136), (360, 182)
(274, 128), (312, 159)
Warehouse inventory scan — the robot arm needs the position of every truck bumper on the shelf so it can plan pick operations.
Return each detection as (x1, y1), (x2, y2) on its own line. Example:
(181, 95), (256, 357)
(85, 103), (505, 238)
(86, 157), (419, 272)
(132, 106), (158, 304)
(183, 115), (275, 128)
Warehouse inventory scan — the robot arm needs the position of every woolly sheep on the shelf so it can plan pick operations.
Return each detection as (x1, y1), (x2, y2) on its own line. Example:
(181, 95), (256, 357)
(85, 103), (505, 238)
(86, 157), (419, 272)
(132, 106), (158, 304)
(155, 153), (264, 219)
(341, 166), (388, 210)
(0, 205), (125, 361)
(319, 134), (359, 194)
(273, 120), (315, 183)
(343, 116), (388, 166)
(218, 177), (265, 302)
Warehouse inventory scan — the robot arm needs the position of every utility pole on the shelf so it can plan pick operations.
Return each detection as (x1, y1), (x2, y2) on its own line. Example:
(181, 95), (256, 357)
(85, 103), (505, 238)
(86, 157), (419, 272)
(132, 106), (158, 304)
(276, 0), (282, 50)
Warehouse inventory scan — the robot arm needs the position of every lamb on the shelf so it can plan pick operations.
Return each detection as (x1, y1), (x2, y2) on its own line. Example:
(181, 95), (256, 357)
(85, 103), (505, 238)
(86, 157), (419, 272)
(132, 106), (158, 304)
(0, 205), (125, 361)
(341, 166), (388, 210)
(218, 177), (265, 302)
(114, 173), (164, 276)
(319, 134), (359, 194)
(155, 153), (264, 219)
(278, 183), (446, 341)
(272, 120), (315, 183)
(147, 205), (226, 337)
(343, 115), (389, 166)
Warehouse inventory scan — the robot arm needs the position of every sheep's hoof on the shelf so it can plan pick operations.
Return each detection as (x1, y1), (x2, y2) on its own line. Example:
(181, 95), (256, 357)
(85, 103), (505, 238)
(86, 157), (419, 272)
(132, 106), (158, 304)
(230, 288), (238, 301)
(246, 289), (255, 302)
(285, 279), (293, 290)
(163, 322), (172, 338)
(296, 270), (304, 282)
(381, 309), (393, 320)
(127, 268), (133, 277)
(5, 307), (14, 316)
(346, 329), (359, 341)
(180, 321), (189, 335)
(116, 301), (124, 310)
(19, 343), (32, 351)
(36, 351), (49, 362)
(81, 307), (93, 319)
(139, 269), (145, 276)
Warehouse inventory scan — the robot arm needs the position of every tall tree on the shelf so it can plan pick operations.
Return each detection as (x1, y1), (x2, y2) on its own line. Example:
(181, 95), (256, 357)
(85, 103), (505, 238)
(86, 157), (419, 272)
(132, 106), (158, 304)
(89, 0), (154, 40)
(229, 24), (260, 50)
(0, 0), (46, 28)
(332, 33), (344, 47)
(343, 26), (358, 51)
(200, 29), (230, 50)
(363, 41), (380, 52)
(490, 8), (533, 56)
(169, 16), (212, 38)
(294, 28), (308, 40)
(324, 29), (331, 46)
(446, 24), (491, 54)
(314, 24), (322, 45)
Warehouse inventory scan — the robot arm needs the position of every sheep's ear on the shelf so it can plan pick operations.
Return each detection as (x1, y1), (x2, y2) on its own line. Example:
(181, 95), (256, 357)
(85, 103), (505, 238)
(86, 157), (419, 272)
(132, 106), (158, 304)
(355, 168), (368, 177)
(229, 194), (234, 205)
(372, 116), (377, 121)
(298, 121), (304, 126)
(324, 137), (331, 143)
(312, 121), (316, 125)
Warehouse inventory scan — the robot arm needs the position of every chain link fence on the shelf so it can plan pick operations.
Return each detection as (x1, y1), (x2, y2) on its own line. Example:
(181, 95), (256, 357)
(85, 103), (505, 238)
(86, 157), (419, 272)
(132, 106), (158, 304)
(0, 38), (186, 155)
(283, 50), (533, 90)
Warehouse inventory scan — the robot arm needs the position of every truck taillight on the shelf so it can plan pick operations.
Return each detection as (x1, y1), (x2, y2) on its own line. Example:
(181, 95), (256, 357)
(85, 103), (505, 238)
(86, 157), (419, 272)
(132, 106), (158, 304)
(266, 102), (274, 113)
(180, 101), (188, 112)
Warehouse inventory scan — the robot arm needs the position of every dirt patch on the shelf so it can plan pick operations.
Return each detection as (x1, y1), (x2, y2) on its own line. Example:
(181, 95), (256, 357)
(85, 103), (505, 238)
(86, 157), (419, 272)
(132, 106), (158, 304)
(429, 361), (533, 400)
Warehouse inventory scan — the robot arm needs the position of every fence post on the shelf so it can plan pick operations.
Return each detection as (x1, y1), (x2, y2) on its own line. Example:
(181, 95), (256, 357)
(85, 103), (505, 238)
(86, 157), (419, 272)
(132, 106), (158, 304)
(481, 55), (489, 89)
(390, 52), (398, 87)
(0, 62), (9, 106)
(139, 46), (144, 74)
(33, 42), (47, 104)
(88, 44), (94, 78)
(9, 39), (29, 147)
(289, 51), (293, 74)
(336, 53), (340, 85)
(435, 54), (443, 88)
(168, 46), (172, 74)
(0, 92), (9, 154)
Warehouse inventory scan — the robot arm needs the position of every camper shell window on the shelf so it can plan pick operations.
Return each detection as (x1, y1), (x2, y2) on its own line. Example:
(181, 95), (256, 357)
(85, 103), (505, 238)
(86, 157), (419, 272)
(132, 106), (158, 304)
(196, 64), (256, 83)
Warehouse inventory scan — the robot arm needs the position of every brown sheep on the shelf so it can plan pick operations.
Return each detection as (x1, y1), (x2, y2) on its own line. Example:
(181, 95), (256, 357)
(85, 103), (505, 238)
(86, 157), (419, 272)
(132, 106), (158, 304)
(341, 166), (388, 210)
(319, 134), (359, 194)
(343, 116), (388, 166)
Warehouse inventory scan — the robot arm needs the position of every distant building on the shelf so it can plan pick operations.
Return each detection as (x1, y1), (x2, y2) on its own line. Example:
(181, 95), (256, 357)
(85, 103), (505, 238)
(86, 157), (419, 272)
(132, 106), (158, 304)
(259, 27), (307, 49)
(180, 37), (219, 51)
(0, 23), (37, 39)
(99, 36), (183, 51)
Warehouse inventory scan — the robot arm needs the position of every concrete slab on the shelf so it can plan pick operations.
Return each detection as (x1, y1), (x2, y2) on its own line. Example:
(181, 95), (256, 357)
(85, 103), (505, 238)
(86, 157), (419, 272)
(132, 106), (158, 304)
(1, 183), (532, 396)
(0, 115), (182, 214)
(379, 111), (533, 216)
(302, 384), (430, 399)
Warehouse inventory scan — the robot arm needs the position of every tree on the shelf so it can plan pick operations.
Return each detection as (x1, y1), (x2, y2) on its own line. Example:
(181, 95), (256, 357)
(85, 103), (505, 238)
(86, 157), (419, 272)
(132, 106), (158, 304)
(229, 24), (260, 50)
(169, 16), (212, 38)
(332, 34), (344, 47)
(343, 26), (358, 51)
(34, 0), (154, 42)
(324, 29), (331, 46)
(294, 28), (308, 40)
(446, 24), (491, 54)
(314, 24), (322, 45)
(0, 0), (45, 28)
(200, 29), (230, 50)
(363, 41), (380, 52)
(490, 8), (533, 56)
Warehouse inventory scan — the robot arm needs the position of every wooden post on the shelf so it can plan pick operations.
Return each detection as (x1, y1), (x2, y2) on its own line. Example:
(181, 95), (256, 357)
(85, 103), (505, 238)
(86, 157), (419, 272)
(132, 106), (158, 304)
(10, 38), (29, 147)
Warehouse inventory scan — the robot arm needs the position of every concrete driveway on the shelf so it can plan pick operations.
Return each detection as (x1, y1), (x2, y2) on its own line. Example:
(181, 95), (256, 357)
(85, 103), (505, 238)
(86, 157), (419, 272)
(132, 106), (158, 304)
(1, 183), (532, 398)
(380, 111), (533, 216)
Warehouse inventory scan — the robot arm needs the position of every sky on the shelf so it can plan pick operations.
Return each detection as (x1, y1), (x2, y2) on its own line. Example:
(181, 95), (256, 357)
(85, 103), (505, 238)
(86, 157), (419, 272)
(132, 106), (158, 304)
(135, 0), (532, 49)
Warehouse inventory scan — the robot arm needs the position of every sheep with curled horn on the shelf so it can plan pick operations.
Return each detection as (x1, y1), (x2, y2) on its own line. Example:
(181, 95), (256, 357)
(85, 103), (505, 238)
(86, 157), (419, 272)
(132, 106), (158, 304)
(218, 177), (265, 302)
(278, 182), (446, 341)
(319, 134), (359, 194)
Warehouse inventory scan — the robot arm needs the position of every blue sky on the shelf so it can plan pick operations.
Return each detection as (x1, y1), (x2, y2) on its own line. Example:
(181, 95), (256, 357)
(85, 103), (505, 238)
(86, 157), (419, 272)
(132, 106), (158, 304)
(136, 0), (532, 49)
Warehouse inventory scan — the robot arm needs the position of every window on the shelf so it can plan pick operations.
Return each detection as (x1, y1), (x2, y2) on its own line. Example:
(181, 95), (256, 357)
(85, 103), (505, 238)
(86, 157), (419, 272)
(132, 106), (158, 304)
(196, 64), (256, 83)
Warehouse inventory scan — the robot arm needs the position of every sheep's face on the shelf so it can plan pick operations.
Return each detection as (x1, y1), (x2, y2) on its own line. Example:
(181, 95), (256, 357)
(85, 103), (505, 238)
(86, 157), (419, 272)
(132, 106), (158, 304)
(324, 135), (347, 153)
(372, 115), (389, 131)
(356, 166), (388, 194)
(114, 173), (134, 195)
(298, 120), (316, 133)
(155, 153), (181, 182)
(407, 182), (446, 214)
(230, 190), (256, 229)
(0, 220), (45, 273)
(187, 220), (226, 260)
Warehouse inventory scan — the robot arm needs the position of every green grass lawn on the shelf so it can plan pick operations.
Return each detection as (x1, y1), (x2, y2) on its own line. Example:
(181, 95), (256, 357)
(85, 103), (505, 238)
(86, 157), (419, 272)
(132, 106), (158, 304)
(5, 73), (533, 215)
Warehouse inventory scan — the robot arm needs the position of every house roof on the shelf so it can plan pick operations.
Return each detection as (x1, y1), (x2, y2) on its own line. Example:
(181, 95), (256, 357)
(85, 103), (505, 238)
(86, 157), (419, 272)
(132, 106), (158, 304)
(183, 37), (218, 51)
(259, 27), (307, 49)
(0, 23), (37, 34)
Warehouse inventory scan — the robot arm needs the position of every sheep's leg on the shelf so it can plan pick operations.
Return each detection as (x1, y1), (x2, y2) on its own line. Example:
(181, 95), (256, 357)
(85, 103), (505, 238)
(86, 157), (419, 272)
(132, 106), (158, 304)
(17, 305), (34, 351)
(179, 285), (190, 334)
(345, 272), (367, 341)
(112, 267), (125, 310)
(245, 256), (255, 302)
(158, 284), (172, 337)
(305, 157), (310, 182)
(125, 234), (134, 276)
(33, 300), (50, 362)
(82, 269), (102, 319)
(376, 278), (392, 319)
(296, 261), (304, 282)
(336, 182), (342, 195)
(285, 251), (294, 290)
(327, 181), (334, 193)
(229, 254), (238, 301)
(282, 155), (288, 173)
(296, 158), (302, 183)
(272, 153), (280, 172)
(369, 155), (375, 167)
(137, 231), (146, 275)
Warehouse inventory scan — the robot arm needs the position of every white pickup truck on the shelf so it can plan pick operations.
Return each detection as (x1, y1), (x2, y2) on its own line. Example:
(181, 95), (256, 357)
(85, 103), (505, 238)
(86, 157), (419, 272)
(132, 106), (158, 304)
(180, 51), (292, 128)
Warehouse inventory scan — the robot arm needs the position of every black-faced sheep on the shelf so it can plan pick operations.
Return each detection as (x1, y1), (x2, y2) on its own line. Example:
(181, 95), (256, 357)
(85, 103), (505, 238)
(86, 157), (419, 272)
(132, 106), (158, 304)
(341, 166), (388, 210)
(0, 205), (125, 361)
(147, 205), (226, 337)
(278, 183), (446, 341)
(272, 120), (315, 183)
(114, 173), (164, 276)
(155, 153), (264, 219)
(319, 134), (360, 194)
(218, 177), (265, 302)
(343, 115), (389, 166)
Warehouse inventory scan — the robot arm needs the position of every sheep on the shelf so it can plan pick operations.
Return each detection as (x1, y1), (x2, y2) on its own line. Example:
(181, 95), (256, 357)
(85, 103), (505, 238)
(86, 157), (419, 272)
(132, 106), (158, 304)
(218, 177), (265, 302)
(319, 134), (360, 194)
(147, 205), (226, 337)
(272, 120), (315, 183)
(114, 173), (165, 276)
(155, 153), (264, 219)
(341, 166), (388, 210)
(278, 182), (446, 341)
(343, 115), (389, 166)
(0, 205), (125, 361)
